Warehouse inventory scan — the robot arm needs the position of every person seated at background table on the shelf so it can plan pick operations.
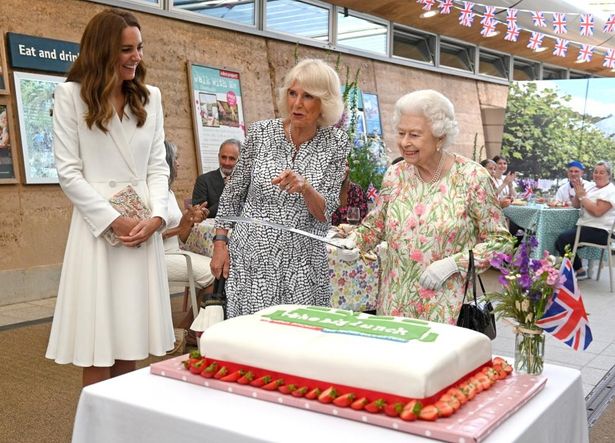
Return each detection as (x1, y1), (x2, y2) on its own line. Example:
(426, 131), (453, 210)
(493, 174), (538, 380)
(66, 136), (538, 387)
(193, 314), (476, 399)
(210, 58), (350, 318)
(331, 159), (368, 226)
(191, 138), (241, 217)
(162, 141), (214, 330)
(555, 160), (592, 204)
(492, 154), (517, 200)
(481, 158), (512, 208)
(348, 89), (514, 324)
(555, 160), (615, 280)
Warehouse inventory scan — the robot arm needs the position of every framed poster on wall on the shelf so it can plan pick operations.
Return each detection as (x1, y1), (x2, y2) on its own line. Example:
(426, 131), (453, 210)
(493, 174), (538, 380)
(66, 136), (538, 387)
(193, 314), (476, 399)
(0, 98), (18, 182)
(187, 62), (246, 174)
(0, 32), (9, 95)
(362, 92), (382, 137)
(13, 71), (65, 184)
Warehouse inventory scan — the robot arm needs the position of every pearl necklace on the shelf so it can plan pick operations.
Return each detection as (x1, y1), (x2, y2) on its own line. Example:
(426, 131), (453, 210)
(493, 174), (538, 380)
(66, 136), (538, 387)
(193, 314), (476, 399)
(416, 152), (447, 185)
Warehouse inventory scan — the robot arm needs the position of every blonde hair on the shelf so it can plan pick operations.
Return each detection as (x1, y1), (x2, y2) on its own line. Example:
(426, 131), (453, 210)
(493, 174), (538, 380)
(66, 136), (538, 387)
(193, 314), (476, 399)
(393, 89), (459, 149)
(277, 59), (343, 127)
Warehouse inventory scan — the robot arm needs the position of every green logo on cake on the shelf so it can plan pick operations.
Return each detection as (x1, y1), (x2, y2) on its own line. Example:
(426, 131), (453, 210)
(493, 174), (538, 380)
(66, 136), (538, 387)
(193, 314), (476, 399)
(263, 306), (438, 343)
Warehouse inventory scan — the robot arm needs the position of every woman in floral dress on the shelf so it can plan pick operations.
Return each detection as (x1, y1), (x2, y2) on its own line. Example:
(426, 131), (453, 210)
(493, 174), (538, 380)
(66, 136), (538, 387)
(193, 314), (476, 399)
(355, 90), (514, 324)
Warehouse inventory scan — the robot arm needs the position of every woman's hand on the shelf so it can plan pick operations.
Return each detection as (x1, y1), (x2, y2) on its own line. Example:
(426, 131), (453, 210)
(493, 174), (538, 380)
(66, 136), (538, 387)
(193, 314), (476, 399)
(503, 171), (516, 186)
(272, 169), (307, 195)
(117, 216), (164, 247)
(110, 216), (140, 237)
(210, 242), (230, 279)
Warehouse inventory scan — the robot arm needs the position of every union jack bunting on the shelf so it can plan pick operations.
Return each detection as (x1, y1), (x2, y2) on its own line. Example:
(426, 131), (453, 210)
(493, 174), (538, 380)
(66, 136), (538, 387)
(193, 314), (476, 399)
(577, 44), (594, 63)
(438, 0), (454, 15)
(604, 14), (615, 33)
(552, 12), (567, 34)
(422, 0), (435, 11)
(504, 25), (520, 42)
(579, 13), (594, 37)
(506, 8), (518, 30)
(603, 49), (615, 69)
(531, 11), (547, 27)
(527, 31), (544, 51)
(536, 258), (593, 351)
(366, 184), (379, 202)
(481, 5), (496, 25)
(553, 38), (569, 57)
(459, 1), (475, 27)
(480, 19), (497, 36)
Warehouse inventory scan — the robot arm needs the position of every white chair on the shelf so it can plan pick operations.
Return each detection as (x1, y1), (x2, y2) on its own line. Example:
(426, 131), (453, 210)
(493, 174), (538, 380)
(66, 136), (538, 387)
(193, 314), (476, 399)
(572, 220), (615, 293)
(165, 251), (199, 318)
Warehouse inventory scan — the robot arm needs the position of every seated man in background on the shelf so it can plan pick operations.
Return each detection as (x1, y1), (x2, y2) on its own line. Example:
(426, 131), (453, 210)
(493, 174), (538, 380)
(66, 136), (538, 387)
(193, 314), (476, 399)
(555, 160), (592, 204)
(192, 139), (241, 218)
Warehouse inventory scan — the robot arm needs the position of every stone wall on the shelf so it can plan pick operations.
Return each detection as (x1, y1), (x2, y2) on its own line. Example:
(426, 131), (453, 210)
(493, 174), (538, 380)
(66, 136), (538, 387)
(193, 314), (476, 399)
(0, 0), (509, 305)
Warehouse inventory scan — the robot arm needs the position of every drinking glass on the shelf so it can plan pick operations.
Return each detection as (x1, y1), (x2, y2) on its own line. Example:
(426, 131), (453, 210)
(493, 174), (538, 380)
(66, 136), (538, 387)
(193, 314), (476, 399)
(346, 207), (361, 225)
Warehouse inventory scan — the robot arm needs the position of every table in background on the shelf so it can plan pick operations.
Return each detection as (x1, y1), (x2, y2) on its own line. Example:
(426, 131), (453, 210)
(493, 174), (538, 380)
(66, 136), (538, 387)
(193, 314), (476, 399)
(72, 363), (589, 443)
(183, 220), (379, 312)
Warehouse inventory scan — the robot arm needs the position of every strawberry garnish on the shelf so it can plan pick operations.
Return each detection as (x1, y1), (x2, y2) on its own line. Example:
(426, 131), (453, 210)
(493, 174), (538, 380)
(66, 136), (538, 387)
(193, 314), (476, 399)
(384, 402), (403, 417)
(200, 362), (219, 378)
(350, 397), (368, 410)
(400, 400), (422, 421)
(364, 399), (386, 413)
(318, 387), (338, 404)
(446, 388), (467, 404)
(189, 359), (206, 374)
(262, 378), (284, 391)
(250, 375), (272, 387)
(305, 388), (321, 400)
(291, 386), (308, 398)
(278, 384), (297, 395)
(237, 371), (254, 385)
(214, 366), (229, 379)
(332, 393), (355, 407)
(419, 405), (439, 421)
(220, 369), (244, 382)
(434, 400), (454, 418)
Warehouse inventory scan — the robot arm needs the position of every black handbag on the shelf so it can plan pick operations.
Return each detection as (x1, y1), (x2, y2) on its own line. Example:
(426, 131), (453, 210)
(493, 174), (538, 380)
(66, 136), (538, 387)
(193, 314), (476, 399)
(456, 250), (497, 340)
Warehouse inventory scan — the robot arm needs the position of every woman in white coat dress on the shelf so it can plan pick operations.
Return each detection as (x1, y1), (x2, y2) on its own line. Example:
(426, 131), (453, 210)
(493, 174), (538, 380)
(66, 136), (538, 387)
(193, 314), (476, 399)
(45, 9), (174, 386)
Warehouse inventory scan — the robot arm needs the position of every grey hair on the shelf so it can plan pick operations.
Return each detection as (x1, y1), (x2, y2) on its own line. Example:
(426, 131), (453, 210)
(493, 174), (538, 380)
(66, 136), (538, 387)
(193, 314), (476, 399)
(277, 58), (344, 127)
(220, 138), (241, 152)
(393, 90), (459, 149)
(164, 140), (177, 188)
(595, 160), (612, 177)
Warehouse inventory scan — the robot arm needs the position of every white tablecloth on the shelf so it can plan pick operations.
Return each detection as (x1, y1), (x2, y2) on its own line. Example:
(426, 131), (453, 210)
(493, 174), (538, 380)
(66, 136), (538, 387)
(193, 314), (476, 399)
(72, 363), (589, 443)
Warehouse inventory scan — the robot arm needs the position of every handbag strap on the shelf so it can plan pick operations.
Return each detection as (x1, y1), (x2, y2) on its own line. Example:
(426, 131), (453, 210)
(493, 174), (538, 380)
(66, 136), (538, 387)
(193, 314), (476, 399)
(461, 250), (480, 305)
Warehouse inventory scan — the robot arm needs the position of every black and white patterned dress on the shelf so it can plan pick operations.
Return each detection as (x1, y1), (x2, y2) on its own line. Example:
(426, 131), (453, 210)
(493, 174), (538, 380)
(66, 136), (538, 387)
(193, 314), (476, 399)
(216, 118), (350, 318)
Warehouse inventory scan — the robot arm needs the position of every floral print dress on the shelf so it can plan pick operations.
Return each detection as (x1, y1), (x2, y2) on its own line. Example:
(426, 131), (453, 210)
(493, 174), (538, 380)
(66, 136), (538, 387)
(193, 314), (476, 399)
(356, 155), (514, 324)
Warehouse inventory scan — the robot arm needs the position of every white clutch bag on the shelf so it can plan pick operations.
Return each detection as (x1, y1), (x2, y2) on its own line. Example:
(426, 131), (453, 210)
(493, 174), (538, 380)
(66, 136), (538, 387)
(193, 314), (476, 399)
(103, 185), (151, 246)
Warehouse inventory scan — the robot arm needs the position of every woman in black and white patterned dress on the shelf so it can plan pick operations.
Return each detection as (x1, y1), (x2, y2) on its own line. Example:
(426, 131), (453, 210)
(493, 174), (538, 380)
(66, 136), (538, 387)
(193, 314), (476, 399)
(210, 59), (350, 318)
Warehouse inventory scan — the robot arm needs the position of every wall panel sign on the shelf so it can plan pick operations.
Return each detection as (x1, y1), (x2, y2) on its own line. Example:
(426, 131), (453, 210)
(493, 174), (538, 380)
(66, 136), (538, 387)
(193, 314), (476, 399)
(7, 33), (79, 74)
(188, 62), (246, 174)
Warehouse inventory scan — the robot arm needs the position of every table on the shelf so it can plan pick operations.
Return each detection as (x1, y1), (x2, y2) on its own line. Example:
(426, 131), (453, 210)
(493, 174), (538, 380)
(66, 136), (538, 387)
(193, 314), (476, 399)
(183, 220), (380, 312)
(72, 363), (589, 443)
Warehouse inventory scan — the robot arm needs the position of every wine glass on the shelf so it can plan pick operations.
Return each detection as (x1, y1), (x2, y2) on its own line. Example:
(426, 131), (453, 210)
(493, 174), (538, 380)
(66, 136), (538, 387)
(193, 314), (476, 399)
(346, 207), (361, 225)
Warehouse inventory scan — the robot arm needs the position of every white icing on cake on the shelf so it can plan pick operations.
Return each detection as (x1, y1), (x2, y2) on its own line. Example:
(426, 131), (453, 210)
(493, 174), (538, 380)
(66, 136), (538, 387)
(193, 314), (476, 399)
(199, 304), (492, 399)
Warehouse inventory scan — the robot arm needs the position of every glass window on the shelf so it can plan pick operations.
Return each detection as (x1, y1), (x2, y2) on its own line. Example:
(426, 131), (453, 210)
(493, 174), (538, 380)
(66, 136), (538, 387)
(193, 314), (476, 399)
(479, 51), (508, 79)
(337, 12), (387, 55)
(392, 27), (434, 64)
(542, 66), (566, 80)
(569, 71), (591, 79)
(513, 59), (539, 80)
(266, 0), (329, 41)
(439, 41), (474, 72)
(173, 0), (255, 26)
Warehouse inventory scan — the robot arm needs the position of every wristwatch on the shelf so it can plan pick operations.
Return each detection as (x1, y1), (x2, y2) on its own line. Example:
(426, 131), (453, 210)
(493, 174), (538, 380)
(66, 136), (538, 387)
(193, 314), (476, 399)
(213, 234), (230, 244)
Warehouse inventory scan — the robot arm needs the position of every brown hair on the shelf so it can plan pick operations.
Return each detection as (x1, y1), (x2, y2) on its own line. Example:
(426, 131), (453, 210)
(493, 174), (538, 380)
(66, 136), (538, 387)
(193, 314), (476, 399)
(67, 9), (149, 132)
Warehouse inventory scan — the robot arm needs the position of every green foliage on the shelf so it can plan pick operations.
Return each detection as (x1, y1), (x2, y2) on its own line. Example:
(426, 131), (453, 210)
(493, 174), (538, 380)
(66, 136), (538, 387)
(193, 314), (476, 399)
(348, 136), (386, 191)
(472, 133), (485, 162)
(501, 82), (615, 178)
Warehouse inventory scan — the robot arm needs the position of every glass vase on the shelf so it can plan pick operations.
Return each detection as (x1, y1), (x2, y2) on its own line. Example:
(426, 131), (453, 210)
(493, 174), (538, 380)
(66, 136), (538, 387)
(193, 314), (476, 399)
(514, 325), (545, 375)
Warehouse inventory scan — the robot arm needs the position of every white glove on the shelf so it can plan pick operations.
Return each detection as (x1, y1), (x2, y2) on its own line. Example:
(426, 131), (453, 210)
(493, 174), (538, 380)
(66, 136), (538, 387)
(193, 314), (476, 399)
(338, 247), (360, 262)
(419, 257), (458, 290)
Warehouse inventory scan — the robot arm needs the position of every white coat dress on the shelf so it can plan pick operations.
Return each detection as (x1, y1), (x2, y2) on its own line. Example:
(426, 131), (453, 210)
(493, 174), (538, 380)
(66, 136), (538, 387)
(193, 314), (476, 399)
(46, 82), (175, 367)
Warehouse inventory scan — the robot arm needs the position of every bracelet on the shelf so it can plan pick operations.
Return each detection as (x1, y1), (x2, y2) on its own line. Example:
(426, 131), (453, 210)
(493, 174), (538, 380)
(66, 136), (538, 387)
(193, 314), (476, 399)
(213, 234), (230, 244)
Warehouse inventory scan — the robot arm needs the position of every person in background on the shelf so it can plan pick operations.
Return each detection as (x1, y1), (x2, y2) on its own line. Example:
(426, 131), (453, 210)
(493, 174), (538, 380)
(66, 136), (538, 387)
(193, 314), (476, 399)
(555, 161), (592, 204)
(46, 9), (174, 386)
(162, 141), (213, 326)
(191, 139), (241, 217)
(351, 90), (514, 324)
(493, 154), (517, 200)
(481, 158), (511, 208)
(555, 161), (615, 280)
(210, 58), (350, 318)
(331, 159), (368, 226)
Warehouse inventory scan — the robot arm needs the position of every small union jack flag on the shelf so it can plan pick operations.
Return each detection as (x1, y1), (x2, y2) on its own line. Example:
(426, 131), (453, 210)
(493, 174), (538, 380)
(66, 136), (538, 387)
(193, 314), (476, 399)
(504, 25), (520, 42)
(366, 184), (378, 202)
(604, 14), (615, 33)
(531, 11), (547, 27)
(506, 8), (518, 30)
(603, 48), (615, 69)
(536, 258), (593, 351)
(459, 1), (475, 27)
(481, 5), (496, 25)
(481, 19), (497, 36)
(520, 186), (533, 200)
(422, 0), (435, 11)
(552, 12), (567, 34)
(527, 32), (544, 51)
(577, 44), (594, 63)
(438, 0), (454, 15)
(579, 13), (594, 37)
(553, 38), (569, 57)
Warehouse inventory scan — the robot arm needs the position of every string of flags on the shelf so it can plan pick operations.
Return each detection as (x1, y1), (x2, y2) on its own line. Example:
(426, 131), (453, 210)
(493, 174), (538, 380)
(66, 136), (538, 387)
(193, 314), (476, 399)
(416, 0), (615, 69)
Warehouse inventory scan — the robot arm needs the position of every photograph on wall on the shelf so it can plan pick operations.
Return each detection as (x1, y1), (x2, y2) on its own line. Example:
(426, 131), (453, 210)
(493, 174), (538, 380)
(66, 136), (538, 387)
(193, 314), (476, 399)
(501, 78), (615, 197)
(0, 100), (17, 182)
(362, 92), (382, 137)
(188, 63), (245, 174)
(13, 71), (65, 184)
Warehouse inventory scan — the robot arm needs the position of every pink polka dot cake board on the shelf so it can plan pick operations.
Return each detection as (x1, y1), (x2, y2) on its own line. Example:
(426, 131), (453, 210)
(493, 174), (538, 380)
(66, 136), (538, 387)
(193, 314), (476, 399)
(151, 355), (546, 443)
